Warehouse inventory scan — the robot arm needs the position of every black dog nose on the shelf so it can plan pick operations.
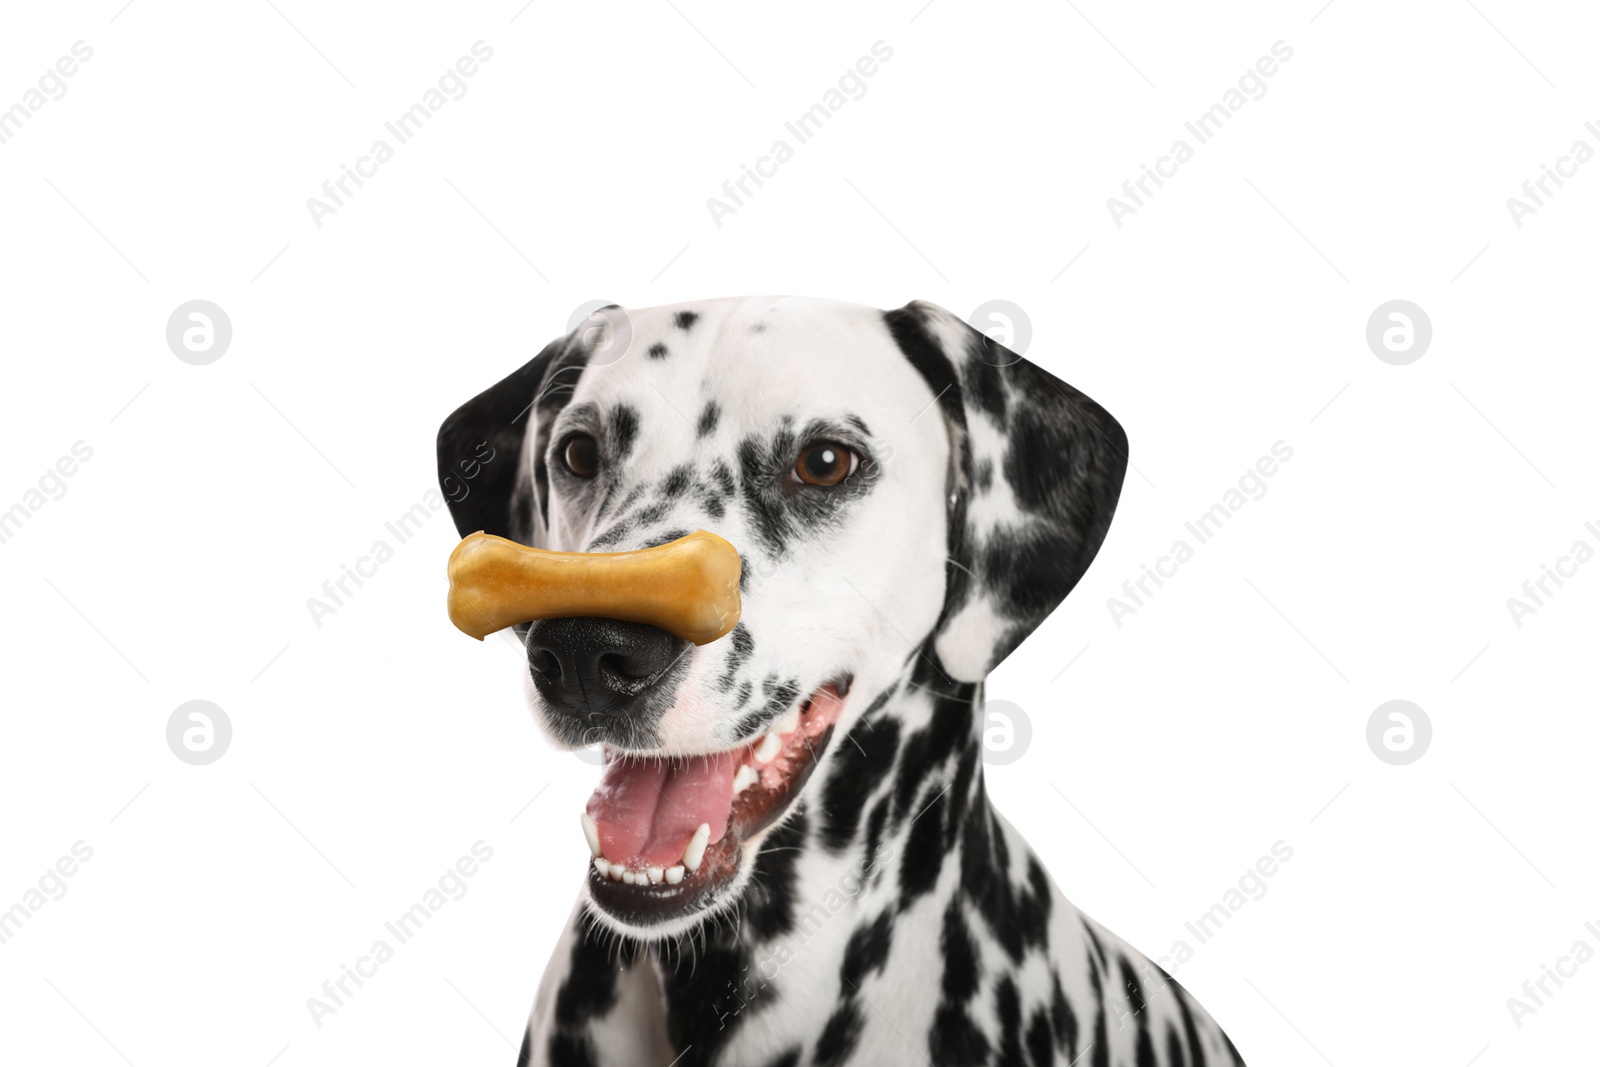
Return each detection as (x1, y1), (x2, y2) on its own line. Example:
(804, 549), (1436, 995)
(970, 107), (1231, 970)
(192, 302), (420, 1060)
(525, 617), (690, 722)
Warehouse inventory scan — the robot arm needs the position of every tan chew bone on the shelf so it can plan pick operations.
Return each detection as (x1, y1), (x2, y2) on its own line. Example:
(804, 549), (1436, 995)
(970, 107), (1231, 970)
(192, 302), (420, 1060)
(446, 529), (742, 644)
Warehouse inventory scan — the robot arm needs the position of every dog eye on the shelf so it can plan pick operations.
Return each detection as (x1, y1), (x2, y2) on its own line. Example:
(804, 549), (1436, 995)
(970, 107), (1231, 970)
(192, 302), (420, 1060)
(561, 434), (600, 479)
(791, 441), (859, 486)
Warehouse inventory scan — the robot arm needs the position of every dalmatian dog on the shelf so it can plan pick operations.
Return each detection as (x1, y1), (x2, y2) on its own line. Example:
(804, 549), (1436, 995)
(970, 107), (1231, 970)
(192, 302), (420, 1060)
(436, 297), (1246, 1067)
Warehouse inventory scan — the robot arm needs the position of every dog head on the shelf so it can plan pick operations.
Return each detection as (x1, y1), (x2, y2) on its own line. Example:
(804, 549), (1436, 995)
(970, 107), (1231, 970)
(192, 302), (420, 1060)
(437, 296), (1126, 935)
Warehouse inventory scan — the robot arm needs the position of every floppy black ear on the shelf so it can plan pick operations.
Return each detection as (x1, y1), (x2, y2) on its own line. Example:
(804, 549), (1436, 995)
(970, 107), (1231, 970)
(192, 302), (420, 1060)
(436, 333), (587, 547)
(883, 300), (1129, 682)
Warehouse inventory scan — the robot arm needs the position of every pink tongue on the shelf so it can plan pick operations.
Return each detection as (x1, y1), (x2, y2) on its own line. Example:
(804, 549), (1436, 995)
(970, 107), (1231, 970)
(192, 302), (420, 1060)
(585, 751), (736, 867)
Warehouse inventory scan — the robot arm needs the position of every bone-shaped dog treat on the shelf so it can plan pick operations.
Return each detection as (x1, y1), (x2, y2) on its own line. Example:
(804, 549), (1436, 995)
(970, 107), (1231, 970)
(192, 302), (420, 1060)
(446, 529), (742, 645)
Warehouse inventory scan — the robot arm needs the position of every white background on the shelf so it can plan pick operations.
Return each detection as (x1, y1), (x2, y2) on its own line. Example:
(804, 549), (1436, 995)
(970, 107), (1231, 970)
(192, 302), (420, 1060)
(1, 1), (1596, 1064)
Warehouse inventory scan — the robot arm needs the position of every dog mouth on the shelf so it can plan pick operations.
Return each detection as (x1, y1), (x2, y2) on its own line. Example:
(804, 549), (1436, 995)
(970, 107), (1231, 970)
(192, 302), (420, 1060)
(579, 679), (849, 928)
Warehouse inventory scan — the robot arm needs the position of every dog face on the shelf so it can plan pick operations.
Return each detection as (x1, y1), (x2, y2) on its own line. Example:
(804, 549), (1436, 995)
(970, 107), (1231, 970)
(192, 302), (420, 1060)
(437, 296), (1126, 936)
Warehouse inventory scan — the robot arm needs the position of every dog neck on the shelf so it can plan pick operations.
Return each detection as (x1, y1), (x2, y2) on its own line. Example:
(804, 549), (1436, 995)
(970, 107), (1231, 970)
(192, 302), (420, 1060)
(642, 658), (994, 1056)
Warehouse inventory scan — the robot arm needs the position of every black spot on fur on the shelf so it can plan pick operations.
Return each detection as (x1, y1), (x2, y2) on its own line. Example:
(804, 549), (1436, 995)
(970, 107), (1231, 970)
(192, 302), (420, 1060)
(636, 501), (670, 526)
(930, 900), (989, 1065)
(892, 688), (975, 824)
(958, 804), (1051, 963)
(547, 912), (629, 1066)
(758, 1048), (800, 1067)
(863, 797), (890, 886)
(587, 519), (632, 550)
(732, 710), (768, 738)
(1026, 1008), (1054, 1067)
(1166, 1024), (1187, 1067)
(964, 334), (1010, 421)
(1174, 984), (1210, 1067)
(662, 464), (694, 498)
(1089, 958), (1109, 1067)
(994, 977), (1026, 1067)
(884, 304), (965, 431)
(600, 483), (646, 525)
(607, 404), (640, 461)
(554, 915), (623, 1020)
(1082, 919), (1109, 977)
(944, 743), (979, 853)
(737, 433), (796, 555)
(813, 1002), (864, 1067)
(898, 780), (947, 909)
(821, 716), (900, 852)
(717, 624), (754, 693)
(547, 1032), (596, 1067)
(758, 677), (801, 722)
(648, 342), (669, 359)
(644, 527), (689, 549)
(1051, 973), (1080, 1056)
(592, 480), (619, 520)
(697, 401), (721, 438)
(674, 310), (699, 330)
(659, 929), (757, 1061)
(712, 460), (736, 496)
(840, 911), (894, 989)
(940, 901), (980, 1002)
(1119, 954), (1157, 1067)
(744, 806), (806, 941)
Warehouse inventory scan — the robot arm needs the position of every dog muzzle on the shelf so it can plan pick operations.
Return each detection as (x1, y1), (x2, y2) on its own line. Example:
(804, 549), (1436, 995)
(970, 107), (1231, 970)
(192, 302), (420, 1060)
(444, 529), (742, 644)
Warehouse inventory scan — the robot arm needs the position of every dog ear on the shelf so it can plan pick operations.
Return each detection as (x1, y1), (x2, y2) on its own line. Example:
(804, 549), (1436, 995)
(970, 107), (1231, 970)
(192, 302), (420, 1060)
(884, 300), (1129, 682)
(436, 332), (588, 547)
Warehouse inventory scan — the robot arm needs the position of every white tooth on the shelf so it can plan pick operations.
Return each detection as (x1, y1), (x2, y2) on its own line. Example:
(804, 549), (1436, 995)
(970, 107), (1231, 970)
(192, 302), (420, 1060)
(776, 707), (800, 735)
(682, 823), (710, 872)
(623, 871), (638, 885)
(580, 813), (601, 857)
(594, 857), (612, 878)
(665, 865), (685, 884)
(608, 864), (624, 881)
(754, 731), (783, 764)
(647, 866), (664, 885)
(733, 764), (760, 794)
